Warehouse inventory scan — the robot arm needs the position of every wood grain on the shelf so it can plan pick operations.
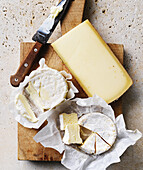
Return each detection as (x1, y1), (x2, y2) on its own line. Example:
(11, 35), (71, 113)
(61, 0), (86, 34)
(18, 42), (123, 161)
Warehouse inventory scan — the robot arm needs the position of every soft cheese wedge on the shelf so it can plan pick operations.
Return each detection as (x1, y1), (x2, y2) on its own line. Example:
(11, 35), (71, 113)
(96, 133), (111, 155)
(80, 133), (111, 155)
(26, 82), (44, 112)
(16, 94), (38, 123)
(78, 112), (117, 150)
(59, 113), (78, 130)
(63, 124), (82, 145)
(52, 20), (133, 103)
(80, 133), (96, 154)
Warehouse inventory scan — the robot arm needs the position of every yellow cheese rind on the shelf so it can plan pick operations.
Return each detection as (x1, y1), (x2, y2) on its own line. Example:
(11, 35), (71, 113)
(52, 20), (133, 103)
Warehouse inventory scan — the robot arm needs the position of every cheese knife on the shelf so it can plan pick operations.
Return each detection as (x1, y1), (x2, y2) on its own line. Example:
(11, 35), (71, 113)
(10, 0), (72, 87)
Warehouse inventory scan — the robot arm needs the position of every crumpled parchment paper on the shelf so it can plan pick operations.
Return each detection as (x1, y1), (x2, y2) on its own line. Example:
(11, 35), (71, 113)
(34, 95), (142, 170)
(9, 58), (78, 129)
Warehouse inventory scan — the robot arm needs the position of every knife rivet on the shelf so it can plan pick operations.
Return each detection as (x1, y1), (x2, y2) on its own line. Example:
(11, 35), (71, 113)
(24, 63), (28, 67)
(15, 78), (18, 82)
(34, 48), (38, 52)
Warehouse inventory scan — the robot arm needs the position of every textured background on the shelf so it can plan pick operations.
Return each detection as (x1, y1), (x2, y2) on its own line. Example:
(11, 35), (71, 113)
(0, 0), (143, 169)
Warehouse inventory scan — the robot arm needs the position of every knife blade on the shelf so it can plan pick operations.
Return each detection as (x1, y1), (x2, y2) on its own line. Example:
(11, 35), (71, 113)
(10, 0), (71, 87)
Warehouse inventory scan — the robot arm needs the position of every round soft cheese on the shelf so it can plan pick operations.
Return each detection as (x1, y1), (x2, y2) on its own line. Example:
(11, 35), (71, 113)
(78, 112), (117, 155)
(27, 68), (68, 110)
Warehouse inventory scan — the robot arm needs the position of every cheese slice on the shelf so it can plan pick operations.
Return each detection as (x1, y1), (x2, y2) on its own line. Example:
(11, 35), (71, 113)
(52, 19), (133, 103)
(80, 133), (96, 154)
(26, 82), (44, 112)
(78, 112), (116, 148)
(16, 94), (38, 123)
(63, 124), (82, 144)
(80, 132), (110, 155)
(59, 113), (78, 130)
(96, 133), (111, 155)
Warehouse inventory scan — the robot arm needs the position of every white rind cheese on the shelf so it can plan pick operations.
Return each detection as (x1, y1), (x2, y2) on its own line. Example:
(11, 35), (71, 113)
(63, 124), (82, 145)
(15, 94), (38, 123)
(80, 133), (96, 154)
(59, 113), (78, 130)
(28, 67), (68, 110)
(96, 133), (111, 155)
(25, 82), (44, 112)
(78, 112), (116, 154)
(80, 132), (111, 155)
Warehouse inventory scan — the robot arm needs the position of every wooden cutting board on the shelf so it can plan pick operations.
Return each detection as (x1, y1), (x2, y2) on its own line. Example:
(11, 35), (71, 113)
(18, 0), (123, 161)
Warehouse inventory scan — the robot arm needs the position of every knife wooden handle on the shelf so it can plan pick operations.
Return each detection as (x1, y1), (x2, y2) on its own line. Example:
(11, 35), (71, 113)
(10, 42), (43, 87)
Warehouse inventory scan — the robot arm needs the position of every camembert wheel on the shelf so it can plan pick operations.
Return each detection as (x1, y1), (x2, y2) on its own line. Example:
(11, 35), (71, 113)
(78, 112), (117, 155)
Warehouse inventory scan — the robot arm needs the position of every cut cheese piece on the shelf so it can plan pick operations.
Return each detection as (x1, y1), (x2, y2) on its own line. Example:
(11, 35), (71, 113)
(97, 131), (116, 147)
(59, 113), (78, 130)
(16, 94), (38, 123)
(80, 132), (110, 155)
(80, 133), (96, 154)
(63, 124), (82, 144)
(26, 82), (44, 112)
(78, 112), (116, 148)
(52, 19), (133, 103)
(96, 132), (111, 155)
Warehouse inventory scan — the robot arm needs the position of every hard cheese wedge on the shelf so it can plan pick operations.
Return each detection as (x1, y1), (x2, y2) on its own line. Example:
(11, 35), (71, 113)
(63, 124), (82, 144)
(52, 20), (133, 103)
(59, 113), (78, 130)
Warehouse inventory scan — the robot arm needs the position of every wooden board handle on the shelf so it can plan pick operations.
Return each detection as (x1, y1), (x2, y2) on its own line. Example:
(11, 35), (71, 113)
(10, 42), (42, 87)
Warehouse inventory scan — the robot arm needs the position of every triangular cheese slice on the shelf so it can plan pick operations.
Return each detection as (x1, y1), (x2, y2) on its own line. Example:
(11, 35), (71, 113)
(96, 133), (111, 155)
(80, 133), (96, 154)
(97, 131), (116, 147)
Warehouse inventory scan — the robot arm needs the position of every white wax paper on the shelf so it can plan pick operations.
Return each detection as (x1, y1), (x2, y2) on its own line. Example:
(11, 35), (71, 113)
(9, 58), (78, 129)
(34, 95), (142, 170)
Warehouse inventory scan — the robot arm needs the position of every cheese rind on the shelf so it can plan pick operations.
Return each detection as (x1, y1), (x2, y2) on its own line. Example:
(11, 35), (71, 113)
(78, 112), (117, 148)
(30, 67), (68, 110)
(96, 133), (111, 155)
(63, 124), (82, 144)
(16, 94), (38, 123)
(52, 20), (133, 103)
(80, 133), (96, 154)
(80, 132), (111, 155)
(59, 113), (78, 130)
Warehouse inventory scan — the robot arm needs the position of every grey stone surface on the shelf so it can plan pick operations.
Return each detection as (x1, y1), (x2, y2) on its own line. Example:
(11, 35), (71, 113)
(0, 0), (142, 169)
